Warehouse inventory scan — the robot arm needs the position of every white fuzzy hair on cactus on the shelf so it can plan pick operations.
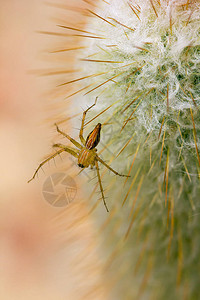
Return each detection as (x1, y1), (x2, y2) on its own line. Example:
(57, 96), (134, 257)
(78, 0), (199, 164)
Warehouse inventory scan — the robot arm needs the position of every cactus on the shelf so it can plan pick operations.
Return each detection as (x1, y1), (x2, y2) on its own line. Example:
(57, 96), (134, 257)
(52, 0), (200, 299)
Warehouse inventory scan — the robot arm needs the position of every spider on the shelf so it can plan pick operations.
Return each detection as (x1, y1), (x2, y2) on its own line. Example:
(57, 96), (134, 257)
(28, 97), (129, 212)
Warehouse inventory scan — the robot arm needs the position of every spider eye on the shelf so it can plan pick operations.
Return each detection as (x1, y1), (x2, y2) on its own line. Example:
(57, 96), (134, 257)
(78, 163), (84, 168)
(85, 123), (101, 149)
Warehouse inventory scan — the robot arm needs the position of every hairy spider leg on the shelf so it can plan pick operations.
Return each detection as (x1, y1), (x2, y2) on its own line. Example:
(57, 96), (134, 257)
(55, 123), (82, 149)
(28, 149), (65, 183)
(95, 160), (109, 212)
(28, 146), (79, 183)
(97, 156), (130, 177)
(79, 96), (98, 145)
(53, 143), (80, 156)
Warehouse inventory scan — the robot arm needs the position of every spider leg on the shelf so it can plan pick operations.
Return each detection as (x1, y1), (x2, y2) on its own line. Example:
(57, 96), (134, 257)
(28, 144), (79, 183)
(28, 149), (65, 183)
(95, 160), (109, 212)
(53, 143), (79, 157)
(96, 156), (130, 177)
(55, 123), (82, 149)
(79, 96), (98, 145)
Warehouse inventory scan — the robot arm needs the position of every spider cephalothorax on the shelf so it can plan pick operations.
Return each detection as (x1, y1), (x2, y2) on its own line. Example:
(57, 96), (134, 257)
(28, 98), (129, 211)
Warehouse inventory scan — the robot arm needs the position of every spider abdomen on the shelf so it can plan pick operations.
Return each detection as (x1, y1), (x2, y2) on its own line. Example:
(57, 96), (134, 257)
(85, 123), (101, 150)
(78, 148), (96, 168)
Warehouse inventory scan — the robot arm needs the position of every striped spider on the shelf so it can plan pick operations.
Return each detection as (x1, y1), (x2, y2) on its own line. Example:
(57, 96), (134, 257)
(28, 98), (129, 211)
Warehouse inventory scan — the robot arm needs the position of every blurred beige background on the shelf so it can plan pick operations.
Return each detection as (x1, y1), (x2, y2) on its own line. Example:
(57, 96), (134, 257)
(0, 1), (106, 299)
